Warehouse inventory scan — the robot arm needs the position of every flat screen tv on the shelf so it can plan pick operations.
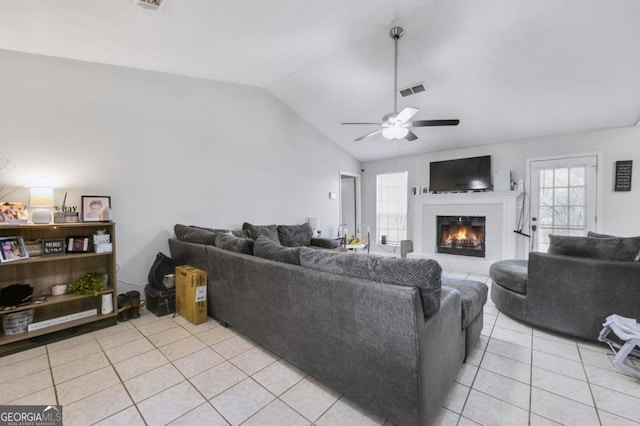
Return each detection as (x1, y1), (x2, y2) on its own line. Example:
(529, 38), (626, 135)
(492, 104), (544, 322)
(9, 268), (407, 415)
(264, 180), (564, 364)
(429, 155), (492, 192)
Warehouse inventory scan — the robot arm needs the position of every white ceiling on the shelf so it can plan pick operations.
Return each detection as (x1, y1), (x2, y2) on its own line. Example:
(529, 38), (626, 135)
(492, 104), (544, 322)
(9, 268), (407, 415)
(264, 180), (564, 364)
(2, 0), (639, 161)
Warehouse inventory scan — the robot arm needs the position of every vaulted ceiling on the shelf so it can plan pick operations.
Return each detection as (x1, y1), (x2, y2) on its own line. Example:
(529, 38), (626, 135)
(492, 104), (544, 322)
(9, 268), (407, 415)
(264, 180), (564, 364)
(2, 0), (639, 161)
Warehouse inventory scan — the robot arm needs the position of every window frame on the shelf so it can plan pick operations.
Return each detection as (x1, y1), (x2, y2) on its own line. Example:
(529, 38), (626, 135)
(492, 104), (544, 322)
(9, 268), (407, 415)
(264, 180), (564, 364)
(375, 171), (408, 246)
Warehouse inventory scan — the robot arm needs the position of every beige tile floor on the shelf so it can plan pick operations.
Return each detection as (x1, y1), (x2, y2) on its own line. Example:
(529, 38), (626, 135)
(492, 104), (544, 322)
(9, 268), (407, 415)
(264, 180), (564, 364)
(1, 271), (639, 425)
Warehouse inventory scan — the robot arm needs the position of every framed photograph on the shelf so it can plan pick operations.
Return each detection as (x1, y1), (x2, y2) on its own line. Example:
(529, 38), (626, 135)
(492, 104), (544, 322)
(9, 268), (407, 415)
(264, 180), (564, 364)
(421, 186), (429, 195)
(0, 202), (29, 224)
(24, 240), (43, 257)
(81, 196), (110, 222)
(410, 187), (418, 196)
(67, 237), (90, 253)
(0, 236), (29, 263)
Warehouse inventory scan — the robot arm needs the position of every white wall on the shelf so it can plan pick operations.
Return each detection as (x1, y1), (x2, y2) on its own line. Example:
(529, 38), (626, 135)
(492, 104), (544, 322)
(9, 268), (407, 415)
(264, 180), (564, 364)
(0, 49), (360, 293)
(361, 126), (640, 254)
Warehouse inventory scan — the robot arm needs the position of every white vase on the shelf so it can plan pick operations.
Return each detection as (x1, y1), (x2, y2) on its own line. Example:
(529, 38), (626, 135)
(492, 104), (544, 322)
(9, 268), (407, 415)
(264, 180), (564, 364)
(101, 294), (114, 314)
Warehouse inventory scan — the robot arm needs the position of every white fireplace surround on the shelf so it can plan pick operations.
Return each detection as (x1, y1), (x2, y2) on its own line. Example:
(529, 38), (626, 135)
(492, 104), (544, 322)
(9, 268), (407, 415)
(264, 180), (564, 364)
(408, 191), (525, 274)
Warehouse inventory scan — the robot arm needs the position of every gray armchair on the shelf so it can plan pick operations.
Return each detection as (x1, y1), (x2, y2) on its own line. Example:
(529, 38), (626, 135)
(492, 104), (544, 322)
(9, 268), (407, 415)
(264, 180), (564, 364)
(491, 234), (640, 341)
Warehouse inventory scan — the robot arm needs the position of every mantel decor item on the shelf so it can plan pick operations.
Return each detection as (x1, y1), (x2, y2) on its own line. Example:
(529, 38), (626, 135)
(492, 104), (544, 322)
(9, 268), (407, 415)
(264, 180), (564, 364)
(81, 196), (111, 222)
(0, 236), (28, 263)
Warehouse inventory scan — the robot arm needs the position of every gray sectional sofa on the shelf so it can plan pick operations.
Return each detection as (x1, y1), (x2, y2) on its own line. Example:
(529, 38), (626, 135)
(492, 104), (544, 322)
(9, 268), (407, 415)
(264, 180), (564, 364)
(169, 223), (487, 425)
(490, 232), (640, 340)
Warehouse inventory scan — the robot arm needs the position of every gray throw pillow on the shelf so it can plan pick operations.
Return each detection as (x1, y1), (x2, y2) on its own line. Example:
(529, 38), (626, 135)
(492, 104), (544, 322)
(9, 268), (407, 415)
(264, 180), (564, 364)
(192, 226), (250, 239)
(299, 247), (442, 319)
(254, 236), (300, 265)
(242, 222), (280, 242)
(174, 224), (217, 245)
(277, 224), (313, 247)
(211, 228), (251, 239)
(214, 233), (254, 255)
(548, 234), (640, 261)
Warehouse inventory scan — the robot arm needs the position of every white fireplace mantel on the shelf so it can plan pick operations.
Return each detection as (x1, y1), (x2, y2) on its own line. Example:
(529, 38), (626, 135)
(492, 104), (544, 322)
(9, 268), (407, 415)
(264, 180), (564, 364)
(409, 191), (525, 274)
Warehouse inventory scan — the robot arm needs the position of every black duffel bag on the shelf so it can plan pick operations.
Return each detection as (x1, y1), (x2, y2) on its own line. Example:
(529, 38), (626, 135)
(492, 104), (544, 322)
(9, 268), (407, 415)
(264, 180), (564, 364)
(147, 252), (176, 290)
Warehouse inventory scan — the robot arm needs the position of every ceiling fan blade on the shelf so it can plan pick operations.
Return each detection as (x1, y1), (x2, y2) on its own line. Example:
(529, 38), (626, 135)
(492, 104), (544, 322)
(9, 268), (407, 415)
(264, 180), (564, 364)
(405, 130), (418, 141)
(395, 107), (419, 124)
(355, 129), (382, 141)
(341, 122), (381, 125)
(411, 119), (460, 127)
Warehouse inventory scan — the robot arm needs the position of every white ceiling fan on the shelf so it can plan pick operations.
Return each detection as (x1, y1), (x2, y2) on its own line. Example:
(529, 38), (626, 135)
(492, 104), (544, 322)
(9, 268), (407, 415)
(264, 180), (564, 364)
(342, 27), (460, 141)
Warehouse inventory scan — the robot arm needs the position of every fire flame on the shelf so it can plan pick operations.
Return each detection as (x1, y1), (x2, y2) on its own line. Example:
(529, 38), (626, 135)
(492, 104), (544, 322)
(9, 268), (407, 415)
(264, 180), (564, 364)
(445, 227), (479, 244)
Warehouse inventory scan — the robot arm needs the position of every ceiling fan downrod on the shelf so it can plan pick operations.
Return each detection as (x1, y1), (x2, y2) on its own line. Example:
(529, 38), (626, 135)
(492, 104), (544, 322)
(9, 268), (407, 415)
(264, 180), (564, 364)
(390, 27), (404, 115)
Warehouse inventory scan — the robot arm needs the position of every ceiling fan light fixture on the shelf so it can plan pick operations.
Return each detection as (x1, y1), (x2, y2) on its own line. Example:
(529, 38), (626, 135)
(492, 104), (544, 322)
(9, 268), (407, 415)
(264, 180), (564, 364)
(382, 126), (409, 140)
(341, 27), (459, 142)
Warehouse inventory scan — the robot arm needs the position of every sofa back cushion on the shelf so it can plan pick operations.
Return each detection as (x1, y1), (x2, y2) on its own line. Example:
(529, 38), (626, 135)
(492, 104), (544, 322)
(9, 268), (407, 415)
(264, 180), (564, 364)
(254, 236), (301, 265)
(242, 223), (280, 242)
(299, 247), (442, 318)
(175, 224), (250, 245)
(586, 231), (616, 239)
(548, 234), (640, 261)
(214, 233), (254, 255)
(174, 224), (218, 245)
(277, 224), (313, 247)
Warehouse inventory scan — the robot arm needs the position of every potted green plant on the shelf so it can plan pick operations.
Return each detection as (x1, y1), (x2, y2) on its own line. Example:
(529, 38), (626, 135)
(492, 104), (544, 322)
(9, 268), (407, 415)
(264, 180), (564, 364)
(67, 272), (108, 296)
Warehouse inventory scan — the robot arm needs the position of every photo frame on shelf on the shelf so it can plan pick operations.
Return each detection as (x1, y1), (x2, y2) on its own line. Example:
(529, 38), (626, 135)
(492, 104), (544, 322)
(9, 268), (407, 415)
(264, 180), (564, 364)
(0, 202), (29, 224)
(81, 196), (110, 222)
(67, 237), (90, 253)
(0, 236), (29, 263)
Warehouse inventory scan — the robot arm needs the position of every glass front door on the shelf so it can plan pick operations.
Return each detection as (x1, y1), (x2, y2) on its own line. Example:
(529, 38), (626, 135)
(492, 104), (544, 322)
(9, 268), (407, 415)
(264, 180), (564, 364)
(529, 155), (598, 252)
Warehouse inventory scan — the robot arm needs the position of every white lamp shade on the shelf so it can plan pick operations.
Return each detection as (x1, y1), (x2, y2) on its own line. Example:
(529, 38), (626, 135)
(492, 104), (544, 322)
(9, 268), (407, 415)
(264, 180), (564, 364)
(30, 187), (54, 207)
(381, 126), (409, 140)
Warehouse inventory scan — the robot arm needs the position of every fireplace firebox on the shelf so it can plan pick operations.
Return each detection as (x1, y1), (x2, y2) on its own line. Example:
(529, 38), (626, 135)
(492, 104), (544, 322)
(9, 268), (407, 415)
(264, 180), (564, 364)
(436, 216), (486, 258)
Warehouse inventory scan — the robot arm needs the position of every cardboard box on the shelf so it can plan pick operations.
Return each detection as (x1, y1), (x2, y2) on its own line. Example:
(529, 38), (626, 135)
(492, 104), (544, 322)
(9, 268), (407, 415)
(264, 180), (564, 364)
(175, 265), (207, 325)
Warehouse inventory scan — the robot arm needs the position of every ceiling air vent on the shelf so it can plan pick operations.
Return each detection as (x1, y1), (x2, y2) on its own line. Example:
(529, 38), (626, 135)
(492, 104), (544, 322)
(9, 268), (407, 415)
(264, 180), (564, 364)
(137, 0), (162, 9)
(399, 83), (426, 97)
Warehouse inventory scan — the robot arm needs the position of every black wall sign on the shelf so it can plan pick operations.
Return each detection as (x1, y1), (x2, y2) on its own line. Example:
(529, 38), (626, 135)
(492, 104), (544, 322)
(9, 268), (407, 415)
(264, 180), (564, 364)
(614, 160), (633, 192)
(43, 238), (66, 255)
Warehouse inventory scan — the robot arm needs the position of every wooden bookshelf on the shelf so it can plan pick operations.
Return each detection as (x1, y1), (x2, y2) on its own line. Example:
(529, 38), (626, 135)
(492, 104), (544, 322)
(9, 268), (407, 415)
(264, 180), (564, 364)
(0, 222), (117, 356)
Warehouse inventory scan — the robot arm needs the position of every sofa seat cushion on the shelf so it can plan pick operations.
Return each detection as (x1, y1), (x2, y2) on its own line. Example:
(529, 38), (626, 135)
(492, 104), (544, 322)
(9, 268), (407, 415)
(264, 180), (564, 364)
(548, 234), (640, 262)
(214, 233), (254, 255)
(489, 259), (528, 294)
(278, 224), (313, 247)
(254, 235), (301, 265)
(442, 278), (488, 329)
(299, 247), (442, 318)
(242, 223), (280, 243)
